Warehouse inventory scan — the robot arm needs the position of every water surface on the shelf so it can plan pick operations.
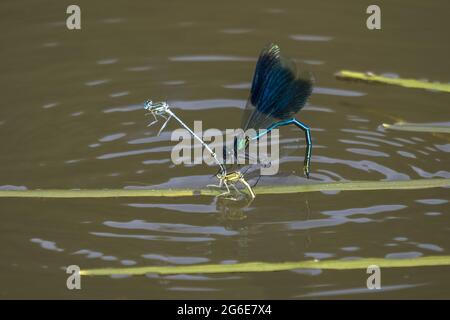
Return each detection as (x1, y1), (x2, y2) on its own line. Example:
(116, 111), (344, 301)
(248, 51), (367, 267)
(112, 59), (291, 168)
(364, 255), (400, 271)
(0, 0), (449, 298)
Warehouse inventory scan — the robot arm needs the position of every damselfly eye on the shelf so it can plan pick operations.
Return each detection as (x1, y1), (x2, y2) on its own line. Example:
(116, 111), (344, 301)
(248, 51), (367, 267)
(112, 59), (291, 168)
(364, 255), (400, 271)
(144, 100), (153, 110)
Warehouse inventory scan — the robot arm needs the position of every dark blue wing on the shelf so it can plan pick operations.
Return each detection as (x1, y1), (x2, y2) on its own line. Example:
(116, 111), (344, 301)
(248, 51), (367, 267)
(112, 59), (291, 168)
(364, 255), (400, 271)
(241, 43), (314, 132)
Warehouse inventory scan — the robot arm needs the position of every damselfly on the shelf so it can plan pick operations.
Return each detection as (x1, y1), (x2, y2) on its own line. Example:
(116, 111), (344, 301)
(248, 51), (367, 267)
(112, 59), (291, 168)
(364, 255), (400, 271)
(212, 170), (256, 200)
(144, 100), (227, 175)
(226, 43), (314, 178)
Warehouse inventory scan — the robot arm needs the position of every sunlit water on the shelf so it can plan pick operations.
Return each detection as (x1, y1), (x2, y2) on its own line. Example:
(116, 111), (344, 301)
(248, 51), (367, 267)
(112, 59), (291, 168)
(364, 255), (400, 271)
(0, 0), (449, 298)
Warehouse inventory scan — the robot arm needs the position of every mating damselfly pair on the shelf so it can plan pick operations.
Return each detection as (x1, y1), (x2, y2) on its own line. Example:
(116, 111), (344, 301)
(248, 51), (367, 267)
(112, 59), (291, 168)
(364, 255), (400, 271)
(144, 43), (314, 201)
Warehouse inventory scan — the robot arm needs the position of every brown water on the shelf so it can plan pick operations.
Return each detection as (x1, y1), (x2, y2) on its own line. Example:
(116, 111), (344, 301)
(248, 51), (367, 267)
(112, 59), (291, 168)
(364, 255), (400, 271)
(1, 0), (449, 299)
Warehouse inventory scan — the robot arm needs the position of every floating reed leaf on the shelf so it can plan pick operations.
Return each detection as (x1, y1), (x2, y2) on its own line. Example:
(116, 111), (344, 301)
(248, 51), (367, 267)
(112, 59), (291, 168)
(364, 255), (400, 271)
(382, 122), (450, 133)
(0, 178), (449, 198)
(80, 255), (450, 276)
(335, 70), (450, 93)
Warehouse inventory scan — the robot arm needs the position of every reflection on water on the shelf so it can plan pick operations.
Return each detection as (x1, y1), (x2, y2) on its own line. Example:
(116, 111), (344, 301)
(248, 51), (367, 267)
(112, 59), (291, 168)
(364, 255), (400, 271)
(0, 0), (449, 299)
(169, 55), (255, 62)
(30, 238), (64, 253)
(290, 34), (333, 42)
(296, 283), (423, 298)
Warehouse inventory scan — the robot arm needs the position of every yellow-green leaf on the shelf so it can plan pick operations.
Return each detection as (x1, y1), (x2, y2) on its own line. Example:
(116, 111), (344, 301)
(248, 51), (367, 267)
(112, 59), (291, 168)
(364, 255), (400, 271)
(0, 178), (448, 198)
(335, 70), (450, 93)
(382, 122), (450, 133)
(80, 255), (450, 276)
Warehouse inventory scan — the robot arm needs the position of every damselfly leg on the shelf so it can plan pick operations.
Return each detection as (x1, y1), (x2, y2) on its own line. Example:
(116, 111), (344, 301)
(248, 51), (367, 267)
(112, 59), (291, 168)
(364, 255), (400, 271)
(254, 118), (312, 178)
(157, 113), (172, 135)
(145, 112), (159, 127)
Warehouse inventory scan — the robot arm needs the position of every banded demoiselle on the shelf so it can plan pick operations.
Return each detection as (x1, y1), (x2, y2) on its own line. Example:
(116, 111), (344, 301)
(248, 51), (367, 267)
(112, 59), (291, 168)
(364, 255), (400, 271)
(226, 43), (314, 178)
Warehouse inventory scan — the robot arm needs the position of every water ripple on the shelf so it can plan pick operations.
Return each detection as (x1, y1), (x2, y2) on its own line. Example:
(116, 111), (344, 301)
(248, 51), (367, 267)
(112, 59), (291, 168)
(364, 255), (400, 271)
(339, 139), (379, 147)
(91, 232), (214, 242)
(103, 104), (142, 113)
(0, 185), (27, 190)
(285, 217), (370, 231)
(341, 129), (385, 137)
(99, 133), (126, 142)
(141, 253), (209, 265)
(85, 79), (110, 86)
(322, 205), (406, 217)
(73, 249), (119, 261)
(167, 287), (220, 292)
(356, 135), (403, 147)
(96, 58), (118, 65)
(346, 148), (389, 157)
(104, 220), (238, 236)
(220, 28), (253, 34)
(126, 66), (152, 72)
(315, 155), (410, 180)
(42, 102), (59, 109)
(297, 283), (423, 298)
(435, 144), (450, 153)
(385, 251), (423, 259)
(128, 132), (172, 145)
(290, 34), (333, 42)
(127, 203), (218, 213)
(313, 87), (366, 97)
(169, 55), (255, 62)
(397, 150), (416, 159)
(96, 146), (171, 159)
(410, 166), (450, 178)
(110, 91), (130, 98)
(416, 243), (444, 252)
(415, 199), (448, 205)
(30, 238), (64, 252)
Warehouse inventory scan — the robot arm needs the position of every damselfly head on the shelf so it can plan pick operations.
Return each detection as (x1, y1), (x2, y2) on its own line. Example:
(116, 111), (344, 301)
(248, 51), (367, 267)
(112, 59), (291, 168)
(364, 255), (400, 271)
(144, 100), (153, 111)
